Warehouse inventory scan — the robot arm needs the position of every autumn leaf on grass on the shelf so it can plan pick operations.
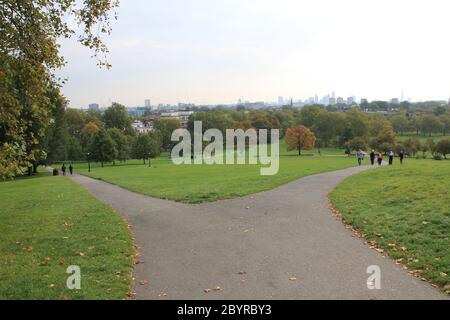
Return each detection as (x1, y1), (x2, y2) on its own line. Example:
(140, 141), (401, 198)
(79, 252), (85, 257)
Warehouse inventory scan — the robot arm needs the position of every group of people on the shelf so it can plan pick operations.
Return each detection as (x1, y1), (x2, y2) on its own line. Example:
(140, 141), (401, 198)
(356, 150), (405, 166)
(61, 163), (74, 176)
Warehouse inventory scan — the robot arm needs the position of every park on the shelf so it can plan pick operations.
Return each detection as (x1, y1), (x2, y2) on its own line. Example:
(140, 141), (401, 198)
(1, 0), (450, 302)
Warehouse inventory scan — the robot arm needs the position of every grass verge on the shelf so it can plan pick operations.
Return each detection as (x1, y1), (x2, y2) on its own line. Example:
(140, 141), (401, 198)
(0, 172), (134, 299)
(329, 160), (450, 294)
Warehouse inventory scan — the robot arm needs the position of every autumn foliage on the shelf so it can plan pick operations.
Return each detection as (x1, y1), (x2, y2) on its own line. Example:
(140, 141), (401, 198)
(285, 125), (316, 156)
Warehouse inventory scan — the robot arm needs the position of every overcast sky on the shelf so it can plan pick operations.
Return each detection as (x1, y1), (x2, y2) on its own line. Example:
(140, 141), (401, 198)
(58, 0), (450, 108)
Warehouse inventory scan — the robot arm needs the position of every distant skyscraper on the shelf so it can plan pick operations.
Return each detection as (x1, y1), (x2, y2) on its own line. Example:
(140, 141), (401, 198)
(144, 99), (151, 108)
(278, 96), (284, 106)
(329, 97), (336, 105)
(88, 103), (99, 111)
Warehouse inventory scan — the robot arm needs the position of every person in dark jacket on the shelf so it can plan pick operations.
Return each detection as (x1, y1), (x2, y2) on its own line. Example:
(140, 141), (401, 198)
(69, 164), (73, 175)
(61, 163), (66, 176)
(399, 150), (405, 165)
(370, 150), (376, 166)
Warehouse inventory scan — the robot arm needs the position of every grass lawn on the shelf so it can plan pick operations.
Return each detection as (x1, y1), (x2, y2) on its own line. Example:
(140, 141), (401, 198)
(68, 152), (358, 203)
(396, 133), (448, 144)
(330, 160), (450, 294)
(0, 172), (134, 300)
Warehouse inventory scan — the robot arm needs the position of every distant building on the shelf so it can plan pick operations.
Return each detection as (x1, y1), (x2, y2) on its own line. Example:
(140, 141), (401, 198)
(390, 98), (400, 105)
(347, 97), (355, 105)
(88, 103), (99, 111)
(132, 120), (153, 133)
(278, 96), (284, 106)
(329, 97), (336, 105)
(337, 97), (345, 104)
(160, 111), (194, 129)
(144, 99), (151, 107)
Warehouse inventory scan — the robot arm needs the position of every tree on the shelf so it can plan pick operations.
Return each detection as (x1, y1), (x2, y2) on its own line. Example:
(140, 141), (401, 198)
(285, 125), (316, 156)
(153, 118), (181, 151)
(312, 111), (345, 147)
(434, 139), (450, 159)
(420, 115), (443, 137)
(390, 113), (409, 135)
(345, 137), (368, 152)
(345, 109), (369, 138)
(298, 105), (323, 128)
(103, 103), (133, 133)
(88, 129), (117, 167)
(403, 138), (421, 157)
(81, 122), (100, 151)
(108, 128), (130, 164)
(132, 133), (161, 166)
(439, 114), (450, 136)
(0, 0), (119, 179)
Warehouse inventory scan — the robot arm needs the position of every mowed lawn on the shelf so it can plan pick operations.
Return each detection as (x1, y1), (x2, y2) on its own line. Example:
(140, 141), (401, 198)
(0, 173), (133, 300)
(330, 160), (450, 293)
(75, 154), (357, 203)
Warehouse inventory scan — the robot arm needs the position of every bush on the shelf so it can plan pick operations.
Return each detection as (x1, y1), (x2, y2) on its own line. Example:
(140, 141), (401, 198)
(433, 154), (443, 161)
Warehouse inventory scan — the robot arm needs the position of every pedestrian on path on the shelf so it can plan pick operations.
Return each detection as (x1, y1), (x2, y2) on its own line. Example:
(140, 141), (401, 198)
(377, 152), (383, 166)
(61, 163), (66, 176)
(69, 164), (73, 175)
(388, 150), (394, 165)
(357, 150), (365, 166)
(370, 150), (376, 166)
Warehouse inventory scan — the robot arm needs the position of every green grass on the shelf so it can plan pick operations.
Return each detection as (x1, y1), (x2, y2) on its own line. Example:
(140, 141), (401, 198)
(396, 134), (448, 144)
(0, 172), (134, 300)
(66, 149), (357, 203)
(330, 160), (450, 293)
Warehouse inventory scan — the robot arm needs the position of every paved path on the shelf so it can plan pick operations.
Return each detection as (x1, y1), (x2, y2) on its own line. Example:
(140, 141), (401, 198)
(68, 166), (447, 300)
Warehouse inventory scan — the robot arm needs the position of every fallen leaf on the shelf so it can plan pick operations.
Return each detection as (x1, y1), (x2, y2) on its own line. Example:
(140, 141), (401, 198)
(139, 279), (149, 285)
(204, 289), (212, 293)
(289, 277), (297, 281)
(79, 252), (85, 257)
(440, 272), (447, 277)
(213, 286), (222, 291)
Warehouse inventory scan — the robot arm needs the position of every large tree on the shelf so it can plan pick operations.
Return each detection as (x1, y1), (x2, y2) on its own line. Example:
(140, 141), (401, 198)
(285, 125), (316, 156)
(108, 128), (130, 164)
(153, 118), (181, 151)
(103, 103), (133, 133)
(0, 0), (119, 179)
(88, 129), (117, 167)
(132, 133), (161, 166)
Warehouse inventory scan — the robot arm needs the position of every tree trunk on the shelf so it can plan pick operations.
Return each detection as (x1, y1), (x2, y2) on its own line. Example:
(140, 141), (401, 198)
(33, 163), (38, 174)
(148, 158), (151, 167)
(28, 166), (33, 176)
(143, 158), (146, 164)
(298, 147), (302, 156)
(101, 162), (104, 167)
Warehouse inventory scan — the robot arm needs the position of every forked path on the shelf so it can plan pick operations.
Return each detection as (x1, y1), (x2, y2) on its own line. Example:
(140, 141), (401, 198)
(69, 166), (447, 300)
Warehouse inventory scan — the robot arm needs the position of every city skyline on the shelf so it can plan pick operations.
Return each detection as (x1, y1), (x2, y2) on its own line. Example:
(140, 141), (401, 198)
(58, 0), (450, 108)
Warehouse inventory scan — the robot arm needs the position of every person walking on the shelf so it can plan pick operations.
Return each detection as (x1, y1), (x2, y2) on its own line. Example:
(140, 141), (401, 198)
(370, 150), (376, 166)
(357, 150), (365, 166)
(69, 163), (73, 175)
(399, 150), (405, 165)
(377, 152), (383, 166)
(61, 163), (66, 176)
(388, 150), (394, 165)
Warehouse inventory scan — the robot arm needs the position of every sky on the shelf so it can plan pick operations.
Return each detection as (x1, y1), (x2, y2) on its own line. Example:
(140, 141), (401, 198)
(58, 0), (450, 108)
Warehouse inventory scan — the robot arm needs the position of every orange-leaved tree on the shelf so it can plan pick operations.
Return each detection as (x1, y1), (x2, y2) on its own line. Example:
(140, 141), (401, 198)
(285, 125), (316, 156)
